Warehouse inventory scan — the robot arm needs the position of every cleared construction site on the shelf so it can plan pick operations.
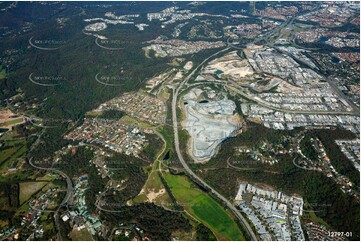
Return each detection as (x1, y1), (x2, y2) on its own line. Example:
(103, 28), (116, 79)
(182, 87), (242, 163)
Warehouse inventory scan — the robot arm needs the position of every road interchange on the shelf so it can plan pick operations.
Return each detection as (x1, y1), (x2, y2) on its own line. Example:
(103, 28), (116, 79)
(171, 47), (258, 241)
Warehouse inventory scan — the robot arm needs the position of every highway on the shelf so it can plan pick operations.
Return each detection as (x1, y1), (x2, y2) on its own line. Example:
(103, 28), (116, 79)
(226, 12), (293, 49)
(27, 134), (73, 241)
(171, 47), (258, 241)
(325, 77), (360, 114)
(6, 98), (77, 240)
(267, 44), (359, 115)
(28, 157), (73, 241)
(226, 83), (358, 116)
(171, 14), (356, 239)
(225, 13), (359, 117)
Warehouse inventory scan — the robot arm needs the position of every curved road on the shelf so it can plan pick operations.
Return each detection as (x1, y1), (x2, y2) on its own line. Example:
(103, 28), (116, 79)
(226, 83), (358, 116)
(28, 157), (73, 241)
(27, 134), (73, 241)
(28, 158), (73, 206)
(171, 48), (258, 241)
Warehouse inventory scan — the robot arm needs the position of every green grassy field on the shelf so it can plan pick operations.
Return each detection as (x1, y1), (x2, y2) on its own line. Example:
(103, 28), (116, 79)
(132, 138), (174, 207)
(0, 117), (23, 127)
(0, 145), (21, 164)
(131, 193), (149, 204)
(69, 228), (94, 241)
(19, 181), (48, 205)
(0, 139), (27, 176)
(302, 202), (331, 228)
(144, 169), (163, 192)
(0, 67), (5, 80)
(164, 173), (245, 241)
(0, 130), (18, 140)
(0, 195), (11, 211)
(0, 129), (30, 182)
